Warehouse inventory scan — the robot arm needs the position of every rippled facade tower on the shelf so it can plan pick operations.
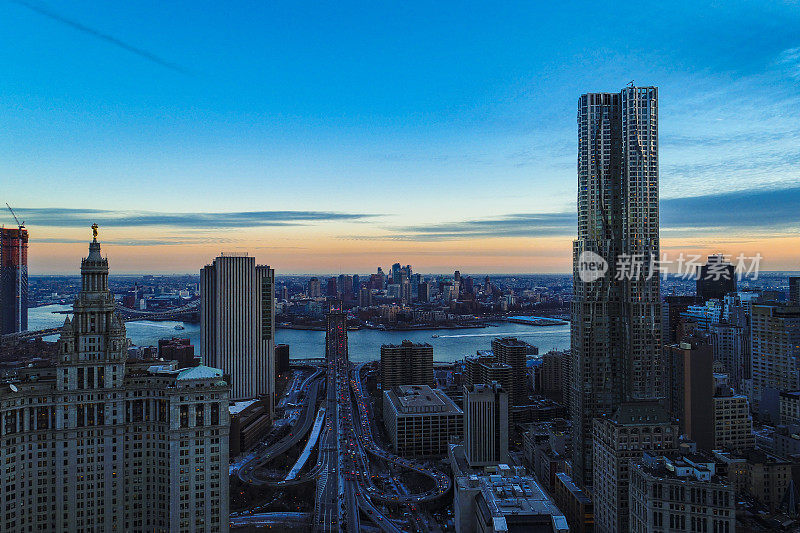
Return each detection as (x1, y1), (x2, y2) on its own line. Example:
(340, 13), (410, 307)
(570, 86), (663, 487)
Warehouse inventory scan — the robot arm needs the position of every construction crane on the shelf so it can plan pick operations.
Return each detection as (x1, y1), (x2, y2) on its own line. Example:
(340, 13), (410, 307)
(5, 203), (25, 230)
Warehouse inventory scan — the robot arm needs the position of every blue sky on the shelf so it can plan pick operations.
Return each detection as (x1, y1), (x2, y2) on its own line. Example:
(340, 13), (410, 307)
(2, 1), (799, 273)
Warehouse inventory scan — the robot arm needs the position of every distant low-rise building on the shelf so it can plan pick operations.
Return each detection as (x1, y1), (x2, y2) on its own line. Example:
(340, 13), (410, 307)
(229, 399), (271, 456)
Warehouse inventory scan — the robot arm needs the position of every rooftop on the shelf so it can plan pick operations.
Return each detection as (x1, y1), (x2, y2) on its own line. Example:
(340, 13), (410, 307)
(382, 340), (432, 349)
(467, 466), (568, 530)
(229, 399), (259, 416)
(176, 365), (223, 381)
(633, 453), (729, 485)
(492, 337), (529, 348)
(385, 385), (462, 415)
(554, 473), (591, 505)
(609, 400), (674, 426)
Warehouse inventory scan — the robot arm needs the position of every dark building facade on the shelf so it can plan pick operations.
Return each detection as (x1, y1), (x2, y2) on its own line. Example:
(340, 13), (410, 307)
(790, 276), (800, 305)
(662, 295), (703, 344)
(696, 254), (736, 301)
(229, 399), (271, 456)
(380, 341), (433, 388)
(158, 337), (199, 368)
(275, 343), (290, 375)
(0, 227), (28, 335)
(491, 337), (530, 407)
(665, 338), (714, 450)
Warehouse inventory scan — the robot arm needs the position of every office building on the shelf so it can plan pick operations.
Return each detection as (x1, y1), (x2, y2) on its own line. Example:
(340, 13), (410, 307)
(465, 352), (512, 398)
(592, 401), (678, 533)
(338, 274), (353, 300)
(383, 384), (462, 457)
(553, 473), (594, 533)
(540, 350), (568, 401)
(229, 399), (271, 456)
(451, 455), (569, 533)
(526, 421), (569, 492)
(491, 337), (530, 406)
(201, 253), (275, 405)
(713, 449), (796, 512)
(750, 303), (800, 410)
(358, 286), (372, 307)
(325, 276), (337, 297)
(681, 300), (723, 333)
(158, 337), (200, 368)
(711, 321), (746, 387)
(307, 277), (321, 297)
(790, 277), (800, 305)
(628, 453), (735, 533)
(418, 281), (430, 302)
(374, 267), (386, 289)
(571, 86), (663, 487)
(464, 382), (508, 467)
(696, 254), (736, 301)
(0, 226), (28, 335)
(275, 343), (290, 375)
(665, 339), (714, 449)
(380, 341), (434, 388)
(391, 262), (402, 284)
(713, 386), (754, 451)
(662, 295), (703, 344)
(780, 390), (800, 425)
(400, 279), (412, 303)
(0, 231), (230, 533)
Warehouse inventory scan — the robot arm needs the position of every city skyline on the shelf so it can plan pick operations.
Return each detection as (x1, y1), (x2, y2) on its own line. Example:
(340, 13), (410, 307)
(2, 1), (799, 274)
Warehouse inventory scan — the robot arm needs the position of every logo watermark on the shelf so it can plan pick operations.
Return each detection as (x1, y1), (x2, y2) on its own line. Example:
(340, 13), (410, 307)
(578, 251), (609, 283)
(577, 252), (762, 282)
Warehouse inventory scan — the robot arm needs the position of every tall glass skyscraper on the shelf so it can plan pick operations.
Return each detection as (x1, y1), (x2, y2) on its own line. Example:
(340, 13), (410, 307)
(0, 227), (28, 335)
(570, 86), (663, 487)
(201, 253), (275, 405)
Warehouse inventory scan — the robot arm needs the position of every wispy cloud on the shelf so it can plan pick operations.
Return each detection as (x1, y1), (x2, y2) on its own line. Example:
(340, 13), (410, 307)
(777, 46), (800, 79)
(662, 129), (800, 148)
(15, 208), (378, 229)
(34, 236), (242, 246)
(350, 213), (576, 242)
(11, 0), (191, 75)
(352, 185), (800, 242)
(661, 186), (800, 230)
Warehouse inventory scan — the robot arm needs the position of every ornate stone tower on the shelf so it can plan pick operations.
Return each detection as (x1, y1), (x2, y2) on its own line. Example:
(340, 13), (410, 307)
(58, 226), (128, 384)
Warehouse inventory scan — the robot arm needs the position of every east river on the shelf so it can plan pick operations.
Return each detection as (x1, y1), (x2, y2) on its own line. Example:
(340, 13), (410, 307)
(29, 304), (570, 362)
